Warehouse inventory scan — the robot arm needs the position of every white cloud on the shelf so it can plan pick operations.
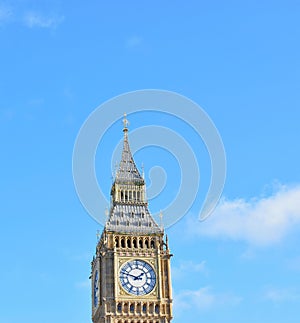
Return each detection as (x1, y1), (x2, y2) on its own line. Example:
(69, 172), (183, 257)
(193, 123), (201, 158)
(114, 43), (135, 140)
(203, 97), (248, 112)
(174, 287), (215, 310)
(264, 286), (300, 302)
(172, 260), (207, 280)
(190, 184), (300, 246)
(24, 11), (64, 29)
(174, 286), (242, 314)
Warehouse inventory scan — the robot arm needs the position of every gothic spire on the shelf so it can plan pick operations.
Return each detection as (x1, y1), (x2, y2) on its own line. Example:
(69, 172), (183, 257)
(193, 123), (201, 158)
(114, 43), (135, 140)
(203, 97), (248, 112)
(115, 114), (144, 185)
(106, 114), (162, 234)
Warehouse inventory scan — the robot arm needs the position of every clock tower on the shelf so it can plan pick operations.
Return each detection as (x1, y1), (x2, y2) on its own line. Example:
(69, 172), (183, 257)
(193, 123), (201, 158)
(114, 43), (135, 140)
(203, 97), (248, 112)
(91, 116), (173, 323)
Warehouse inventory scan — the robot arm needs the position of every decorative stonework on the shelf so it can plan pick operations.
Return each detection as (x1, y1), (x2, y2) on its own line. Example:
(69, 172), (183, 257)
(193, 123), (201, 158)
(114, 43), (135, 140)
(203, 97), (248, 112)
(91, 119), (173, 323)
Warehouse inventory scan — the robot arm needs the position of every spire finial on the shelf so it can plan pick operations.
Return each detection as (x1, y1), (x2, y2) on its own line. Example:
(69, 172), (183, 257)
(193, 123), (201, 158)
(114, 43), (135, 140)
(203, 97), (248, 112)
(123, 113), (129, 133)
(159, 210), (164, 229)
(141, 163), (145, 179)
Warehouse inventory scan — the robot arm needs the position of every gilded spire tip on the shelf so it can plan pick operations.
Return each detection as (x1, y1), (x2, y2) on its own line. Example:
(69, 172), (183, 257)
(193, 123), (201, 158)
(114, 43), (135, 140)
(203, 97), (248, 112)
(123, 113), (129, 132)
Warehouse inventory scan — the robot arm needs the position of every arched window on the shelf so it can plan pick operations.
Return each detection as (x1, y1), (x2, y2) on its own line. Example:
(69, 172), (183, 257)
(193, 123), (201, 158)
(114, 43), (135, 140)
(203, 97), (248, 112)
(145, 239), (149, 249)
(117, 302), (122, 312)
(149, 303), (154, 313)
(155, 304), (159, 314)
(121, 238), (125, 248)
(133, 239), (137, 248)
(127, 238), (131, 248)
(142, 303), (147, 313)
(150, 239), (155, 249)
(115, 237), (119, 248)
(130, 303), (134, 313)
(139, 238), (143, 249)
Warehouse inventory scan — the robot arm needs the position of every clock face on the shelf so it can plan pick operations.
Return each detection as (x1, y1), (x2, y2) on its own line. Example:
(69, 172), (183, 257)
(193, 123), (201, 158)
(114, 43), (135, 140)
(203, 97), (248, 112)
(93, 270), (99, 307)
(119, 259), (156, 295)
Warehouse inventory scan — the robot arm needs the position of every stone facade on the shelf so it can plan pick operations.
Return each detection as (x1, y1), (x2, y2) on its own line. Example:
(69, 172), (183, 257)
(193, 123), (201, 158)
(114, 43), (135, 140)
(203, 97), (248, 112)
(91, 117), (173, 323)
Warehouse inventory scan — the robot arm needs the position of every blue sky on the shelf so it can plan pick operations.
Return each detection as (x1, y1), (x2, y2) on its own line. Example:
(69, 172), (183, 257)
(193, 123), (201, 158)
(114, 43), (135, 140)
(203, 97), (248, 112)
(1, 1), (300, 322)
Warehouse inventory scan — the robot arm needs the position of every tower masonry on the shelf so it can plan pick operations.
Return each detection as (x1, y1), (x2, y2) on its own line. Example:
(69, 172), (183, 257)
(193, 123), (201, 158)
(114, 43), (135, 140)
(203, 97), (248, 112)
(91, 116), (173, 323)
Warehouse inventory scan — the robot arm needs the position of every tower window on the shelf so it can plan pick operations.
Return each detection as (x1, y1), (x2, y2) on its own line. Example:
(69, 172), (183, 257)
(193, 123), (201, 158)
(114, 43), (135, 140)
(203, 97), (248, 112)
(145, 239), (149, 249)
(115, 237), (119, 248)
(133, 239), (137, 248)
(117, 303), (122, 312)
(121, 238), (125, 248)
(139, 239), (143, 249)
(155, 304), (159, 314)
(130, 303), (134, 313)
(151, 239), (155, 248)
(149, 303), (154, 313)
(127, 238), (131, 248)
(142, 304), (147, 313)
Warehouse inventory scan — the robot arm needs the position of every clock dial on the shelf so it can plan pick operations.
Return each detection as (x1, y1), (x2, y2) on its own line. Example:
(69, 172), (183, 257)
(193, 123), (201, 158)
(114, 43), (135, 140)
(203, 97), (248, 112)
(119, 259), (156, 295)
(93, 270), (99, 307)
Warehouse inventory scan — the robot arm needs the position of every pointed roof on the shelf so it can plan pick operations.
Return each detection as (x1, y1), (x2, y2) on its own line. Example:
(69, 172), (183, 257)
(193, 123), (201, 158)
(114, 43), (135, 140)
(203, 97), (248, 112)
(105, 204), (162, 234)
(105, 114), (162, 234)
(115, 114), (144, 185)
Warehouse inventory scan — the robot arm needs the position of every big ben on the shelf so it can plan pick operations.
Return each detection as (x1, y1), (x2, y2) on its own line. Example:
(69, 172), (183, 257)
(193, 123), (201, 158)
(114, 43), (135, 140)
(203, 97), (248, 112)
(91, 115), (173, 323)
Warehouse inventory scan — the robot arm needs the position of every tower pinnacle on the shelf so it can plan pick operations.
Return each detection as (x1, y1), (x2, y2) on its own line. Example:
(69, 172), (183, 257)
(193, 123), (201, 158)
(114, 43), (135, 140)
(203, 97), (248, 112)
(106, 115), (162, 234)
(123, 113), (129, 133)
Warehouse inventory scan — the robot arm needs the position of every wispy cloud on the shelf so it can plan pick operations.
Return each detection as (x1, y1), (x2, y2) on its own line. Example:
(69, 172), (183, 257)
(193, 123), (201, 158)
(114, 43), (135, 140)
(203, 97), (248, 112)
(174, 286), (242, 315)
(172, 260), (207, 280)
(189, 184), (300, 246)
(264, 286), (300, 302)
(0, 3), (12, 24)
(24, 11), (64, 29)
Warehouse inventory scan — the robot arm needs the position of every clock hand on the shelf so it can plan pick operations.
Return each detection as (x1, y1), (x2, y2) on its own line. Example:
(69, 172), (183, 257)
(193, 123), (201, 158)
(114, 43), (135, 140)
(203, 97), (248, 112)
(134, 272), (145, 280)
(121, 271), (142, 280)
